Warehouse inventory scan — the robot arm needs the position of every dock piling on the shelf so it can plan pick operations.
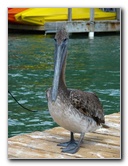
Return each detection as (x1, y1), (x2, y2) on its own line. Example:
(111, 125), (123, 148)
(68, 8), (72, 22)
(89, 8), (95, 39)
(116, 8), (120, 21)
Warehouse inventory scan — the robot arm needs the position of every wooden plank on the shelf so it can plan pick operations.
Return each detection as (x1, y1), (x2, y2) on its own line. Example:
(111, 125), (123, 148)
(44, 20), (120, 33)
(9, 20), (120, 33)
(8, 112), (121, 159)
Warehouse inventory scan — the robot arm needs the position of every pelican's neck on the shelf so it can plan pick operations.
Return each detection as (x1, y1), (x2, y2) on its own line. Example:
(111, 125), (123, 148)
(59, 53), (67, 91)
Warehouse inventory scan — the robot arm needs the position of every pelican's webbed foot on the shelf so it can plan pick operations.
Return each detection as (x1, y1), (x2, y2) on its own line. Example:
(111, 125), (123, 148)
(61, 141), (79, 153)
(57, 132), (76, 147)
(58, 132), (85, 154)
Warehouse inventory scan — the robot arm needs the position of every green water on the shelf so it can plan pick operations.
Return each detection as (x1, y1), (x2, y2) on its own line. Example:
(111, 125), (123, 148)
(8, 33), (120, 138)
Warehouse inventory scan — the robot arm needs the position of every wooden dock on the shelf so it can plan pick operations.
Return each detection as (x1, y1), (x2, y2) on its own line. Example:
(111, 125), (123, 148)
(8, 8), (120, 35)
(8, 20), (120, 34)
(8, 112), (121, 159)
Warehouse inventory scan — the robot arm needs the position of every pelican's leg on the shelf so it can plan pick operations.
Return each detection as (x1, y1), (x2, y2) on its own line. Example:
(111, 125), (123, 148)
(62, 133), (85, 154)
(57, 132), (76, 147)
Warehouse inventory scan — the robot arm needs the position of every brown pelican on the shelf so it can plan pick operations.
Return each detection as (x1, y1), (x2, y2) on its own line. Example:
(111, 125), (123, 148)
(47, 29), (105, 154)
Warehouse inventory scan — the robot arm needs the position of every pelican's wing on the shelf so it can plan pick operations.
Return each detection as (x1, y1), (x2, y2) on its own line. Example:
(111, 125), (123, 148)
(69, 89), (105, 125)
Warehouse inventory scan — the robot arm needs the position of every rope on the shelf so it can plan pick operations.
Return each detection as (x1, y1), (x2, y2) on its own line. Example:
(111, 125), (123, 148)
(8, 90), (37, 112)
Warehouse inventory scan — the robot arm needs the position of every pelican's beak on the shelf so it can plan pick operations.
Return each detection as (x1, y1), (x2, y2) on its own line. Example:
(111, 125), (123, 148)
(51, 39), (68, 102)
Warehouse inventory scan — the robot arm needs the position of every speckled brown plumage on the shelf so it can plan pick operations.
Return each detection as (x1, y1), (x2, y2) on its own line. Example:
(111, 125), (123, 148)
(69, 89), (105, 125)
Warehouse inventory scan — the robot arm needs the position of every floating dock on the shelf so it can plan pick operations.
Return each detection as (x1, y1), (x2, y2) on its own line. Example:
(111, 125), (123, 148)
(8, 112), (121, 159)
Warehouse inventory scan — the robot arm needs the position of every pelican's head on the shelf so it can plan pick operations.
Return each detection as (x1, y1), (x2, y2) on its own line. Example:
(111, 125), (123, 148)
(51, 29), (69, 102)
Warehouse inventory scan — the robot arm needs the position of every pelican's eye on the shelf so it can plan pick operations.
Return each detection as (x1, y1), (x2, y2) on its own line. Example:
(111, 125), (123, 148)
(63, 38), (67, 42)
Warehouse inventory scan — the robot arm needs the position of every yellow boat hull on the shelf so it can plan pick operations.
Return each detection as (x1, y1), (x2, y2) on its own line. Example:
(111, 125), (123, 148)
(15, 8), (116, 26)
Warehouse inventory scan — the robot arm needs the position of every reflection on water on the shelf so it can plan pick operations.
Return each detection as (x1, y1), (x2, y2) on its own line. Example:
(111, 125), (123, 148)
(8, 33), (120, 137)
